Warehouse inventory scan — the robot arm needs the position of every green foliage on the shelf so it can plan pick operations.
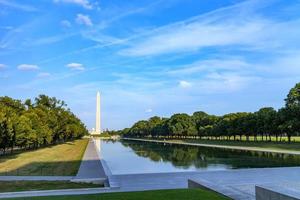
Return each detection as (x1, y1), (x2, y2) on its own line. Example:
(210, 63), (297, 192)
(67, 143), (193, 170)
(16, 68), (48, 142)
(122, 82), (300, 143)
(285, 83), (300, 107)
(167, 113), (197, 137)
(0, 95), (88, 154)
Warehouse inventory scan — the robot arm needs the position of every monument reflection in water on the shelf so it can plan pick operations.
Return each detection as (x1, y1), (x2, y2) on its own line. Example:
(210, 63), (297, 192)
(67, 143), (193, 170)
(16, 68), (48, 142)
(99, 139), (300, 175)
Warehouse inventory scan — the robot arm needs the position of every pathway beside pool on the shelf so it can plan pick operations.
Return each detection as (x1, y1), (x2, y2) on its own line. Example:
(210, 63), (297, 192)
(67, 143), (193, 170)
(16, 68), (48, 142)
(72, 139), (107, 184)
(1, 167), (300, 199)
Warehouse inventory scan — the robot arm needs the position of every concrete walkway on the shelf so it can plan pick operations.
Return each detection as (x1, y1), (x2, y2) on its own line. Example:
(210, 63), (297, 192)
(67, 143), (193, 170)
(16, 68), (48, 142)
(124, 138), (300, 155)
(188, 167), (300, 200)
(1, 167), (300, 199)
(72, 139), (107, 183)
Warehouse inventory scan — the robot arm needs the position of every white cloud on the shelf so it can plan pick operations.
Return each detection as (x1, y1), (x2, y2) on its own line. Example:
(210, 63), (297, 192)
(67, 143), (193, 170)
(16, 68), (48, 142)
(0, 26), (13, 30)
(179, 80), (192, 88)
(168, 59), (251, 76)
(0, 0), (38, 12)
(145, 108), (152, 113)
(28, 33), (76, 46)
(0, 63), (6, 69)
(121, 20), (266, 56)
(17, 64), (39, 71)
(61, 20), (72, 28)
(76, 14), (93, 26)
(119, 1), (300, 57)
(37, 72), (51, 78)
(54, 0), (93, 9)
(199, 72), (260, 93)
(66, 63), (85, 70)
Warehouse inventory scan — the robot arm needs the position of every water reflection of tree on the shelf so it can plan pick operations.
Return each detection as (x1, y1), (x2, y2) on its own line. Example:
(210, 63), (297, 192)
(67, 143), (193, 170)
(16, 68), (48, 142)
(120, 140), (300, 169)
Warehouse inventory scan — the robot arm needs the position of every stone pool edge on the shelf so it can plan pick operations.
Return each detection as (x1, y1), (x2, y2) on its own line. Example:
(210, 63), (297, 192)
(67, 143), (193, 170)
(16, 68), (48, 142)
(122, 137), (300, 155)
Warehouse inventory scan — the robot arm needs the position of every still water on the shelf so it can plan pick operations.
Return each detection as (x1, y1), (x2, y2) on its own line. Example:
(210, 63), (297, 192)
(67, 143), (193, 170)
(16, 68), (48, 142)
(99, 139), (300, 175)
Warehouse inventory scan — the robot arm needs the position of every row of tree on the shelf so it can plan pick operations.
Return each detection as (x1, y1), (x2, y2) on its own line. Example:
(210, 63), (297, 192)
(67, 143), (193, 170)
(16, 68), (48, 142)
(122, 83), (300, 143)
(0, 95), (88, 154)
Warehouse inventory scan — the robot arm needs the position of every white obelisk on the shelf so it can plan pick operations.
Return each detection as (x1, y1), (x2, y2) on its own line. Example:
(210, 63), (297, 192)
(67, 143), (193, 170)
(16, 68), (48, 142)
(95, 91), (101, 134)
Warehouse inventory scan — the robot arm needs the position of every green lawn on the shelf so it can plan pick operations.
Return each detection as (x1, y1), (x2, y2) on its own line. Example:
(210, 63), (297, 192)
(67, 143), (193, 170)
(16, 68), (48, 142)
(0, 181), (102, 193)
(3, 189), (230, 200)
(0, 139), (89, 176)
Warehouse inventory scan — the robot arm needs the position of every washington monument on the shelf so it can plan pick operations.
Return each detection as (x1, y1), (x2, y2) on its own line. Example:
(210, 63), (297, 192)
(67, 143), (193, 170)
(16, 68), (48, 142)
(93, 91), (101, 134)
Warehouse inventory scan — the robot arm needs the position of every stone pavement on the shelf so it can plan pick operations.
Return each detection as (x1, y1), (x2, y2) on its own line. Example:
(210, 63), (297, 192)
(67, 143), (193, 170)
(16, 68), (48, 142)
(188, 167), (300, 200)
(72, 139), (107, 183)
(1, 167), (300, 199)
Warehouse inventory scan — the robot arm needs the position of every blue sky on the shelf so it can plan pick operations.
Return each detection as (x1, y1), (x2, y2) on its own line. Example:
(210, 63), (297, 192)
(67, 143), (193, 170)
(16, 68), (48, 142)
(1, 0), (300, 130)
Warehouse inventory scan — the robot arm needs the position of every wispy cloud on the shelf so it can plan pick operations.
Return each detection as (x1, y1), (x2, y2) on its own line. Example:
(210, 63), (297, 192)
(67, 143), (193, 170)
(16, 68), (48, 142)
(0, 18), (42, 50)
(61, 20), (72, 28)
(28, 33), (77, 46)
(0, 64), (6, 70)
(76, 14), (93, 26)
(53, 0), (94, 9)
(17, 64), (39, 71)
(179, 80), (192, 88)
(66, 63), (85, 70)
(167, 58), (252, 76)
(0, 0), (38, 12)
(33, 1), (165, 64)
(199, 72), (261, 94)
(145, 108), (152, 113)
(37, 72), (51, 78)
(0, 26), (13, 30)
(119, 1), (300, 57)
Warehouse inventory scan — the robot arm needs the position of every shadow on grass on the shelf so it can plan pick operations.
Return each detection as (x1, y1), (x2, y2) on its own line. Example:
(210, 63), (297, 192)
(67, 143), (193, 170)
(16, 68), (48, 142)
(0, 139), (89, 176)
(0, 141), (77, 161)
(0, 161), (81, 176)
(0, 158), (106, 177)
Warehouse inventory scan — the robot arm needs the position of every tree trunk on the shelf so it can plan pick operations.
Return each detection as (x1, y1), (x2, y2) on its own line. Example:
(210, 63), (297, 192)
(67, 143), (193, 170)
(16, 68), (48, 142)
(288, 135), (291, 143)
(280, 134), (282, 142)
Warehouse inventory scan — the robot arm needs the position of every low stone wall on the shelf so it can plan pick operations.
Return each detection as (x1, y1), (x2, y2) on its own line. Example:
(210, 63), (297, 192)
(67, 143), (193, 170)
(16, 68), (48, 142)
(256, 185), (300, 200)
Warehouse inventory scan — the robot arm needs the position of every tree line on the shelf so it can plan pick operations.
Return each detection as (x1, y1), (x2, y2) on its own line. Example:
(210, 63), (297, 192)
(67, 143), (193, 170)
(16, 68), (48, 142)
(122, 83), (300, 143)
(0, 95), (88, 154)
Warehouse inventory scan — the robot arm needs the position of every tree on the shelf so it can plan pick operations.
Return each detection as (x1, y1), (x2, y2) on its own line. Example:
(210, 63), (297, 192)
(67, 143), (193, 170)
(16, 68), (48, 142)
(167, 114), (197, 138)
(148, 116), (163, 136)
(285, 83), (300, 107)
(122, 82), (300, 144)
(0, 107), (14, 154)
(0, 96), (25, 113)
(0, 95), (87, 154)
(129, 120), (150, 137)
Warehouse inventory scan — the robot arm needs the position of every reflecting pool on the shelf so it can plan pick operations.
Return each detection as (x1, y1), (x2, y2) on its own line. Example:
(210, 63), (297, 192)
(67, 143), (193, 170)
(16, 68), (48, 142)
(99, 139), (300, 175)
